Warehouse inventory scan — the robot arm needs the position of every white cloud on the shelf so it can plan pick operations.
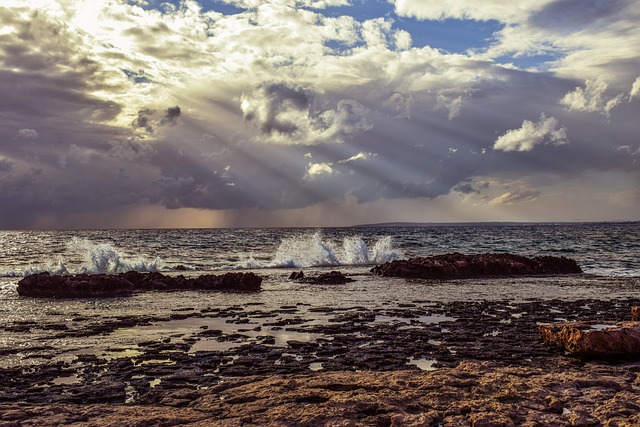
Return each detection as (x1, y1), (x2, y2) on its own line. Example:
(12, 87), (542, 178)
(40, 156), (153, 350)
(390, 0), (545, 22)
(14, 129), (39, 141)
(488, 188), (541, 205)
(630, 76), (640, 101)
(218, 0), (350, 9)
(338, 152), (376, 163)
(493, 114), (567, 152)
(561, 80), (625, 118)
(305, 162), (334, 179)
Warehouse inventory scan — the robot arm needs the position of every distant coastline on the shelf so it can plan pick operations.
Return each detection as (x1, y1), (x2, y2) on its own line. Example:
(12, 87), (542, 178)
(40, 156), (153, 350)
(350, 220), (640, 228)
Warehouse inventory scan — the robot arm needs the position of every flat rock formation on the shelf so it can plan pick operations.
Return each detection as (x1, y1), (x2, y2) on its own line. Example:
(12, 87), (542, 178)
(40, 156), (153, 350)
(2, 361), (639, 426)
(371, 252), (582, 279)
(17, 271), (262, 298)
(540, 321), (640, 359)
(289, 270), (355, 284)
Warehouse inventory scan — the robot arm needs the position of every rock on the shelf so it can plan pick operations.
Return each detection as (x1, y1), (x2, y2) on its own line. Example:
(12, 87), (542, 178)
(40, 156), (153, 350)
(17, 272), (134, 298)
(631, 306), (640, 321)
(3, 361), (640, 426)
(290, 270), (354, 285)
(190, 273), (262, 292)
(18, 271), (262, 298)
(540, 321), (640, 358)
(289, 271), (304, 281)
(371, 253), (582, 280)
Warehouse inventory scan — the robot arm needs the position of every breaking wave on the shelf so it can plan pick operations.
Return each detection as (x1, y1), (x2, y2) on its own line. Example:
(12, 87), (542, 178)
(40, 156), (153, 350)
(238, 232), (402, 269)
(5, 238), (163, 277)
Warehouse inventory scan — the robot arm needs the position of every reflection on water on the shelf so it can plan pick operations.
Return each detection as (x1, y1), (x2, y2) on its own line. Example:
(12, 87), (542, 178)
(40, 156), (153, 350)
(0, 271), (639, 368)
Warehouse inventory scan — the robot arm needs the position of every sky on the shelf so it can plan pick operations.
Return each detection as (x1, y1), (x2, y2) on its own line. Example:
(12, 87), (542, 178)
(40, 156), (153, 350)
(0, 0), (639, 228)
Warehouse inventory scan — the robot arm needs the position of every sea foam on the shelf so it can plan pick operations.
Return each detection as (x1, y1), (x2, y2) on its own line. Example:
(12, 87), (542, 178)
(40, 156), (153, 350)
(239, 232), (403, 269)
(9, 238), (163, 277)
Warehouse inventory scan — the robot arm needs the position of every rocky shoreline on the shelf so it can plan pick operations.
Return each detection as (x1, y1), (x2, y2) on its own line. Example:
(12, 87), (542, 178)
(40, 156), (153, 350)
(2, 292), (640, 426)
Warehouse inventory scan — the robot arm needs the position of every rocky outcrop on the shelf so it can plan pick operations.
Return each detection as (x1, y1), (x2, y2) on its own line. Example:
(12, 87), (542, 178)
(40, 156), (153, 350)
(17, 271), (262, 298)
(540, 321), (640, 358)
(16, 273), (134, 298)
(288, 270), (355, 284)
(3, 361), (640, 426)
(371, 252), (582, 279)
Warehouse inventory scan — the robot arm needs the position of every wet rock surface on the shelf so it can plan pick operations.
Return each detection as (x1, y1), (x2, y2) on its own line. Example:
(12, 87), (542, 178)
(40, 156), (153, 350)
(2, 296), (640, 425)
(541, 321), (640, 358)
(289, 270), (355, 284)
(371, 252), (582, 279)
(17, 271), (263, 298)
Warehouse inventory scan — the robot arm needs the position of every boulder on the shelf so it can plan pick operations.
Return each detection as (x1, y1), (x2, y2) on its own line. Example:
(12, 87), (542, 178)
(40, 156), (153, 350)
(18, 271), (262, 298)
(540, 321), (640, 359)
(371, 253), (582, 280)
(17, 272), (134, 298)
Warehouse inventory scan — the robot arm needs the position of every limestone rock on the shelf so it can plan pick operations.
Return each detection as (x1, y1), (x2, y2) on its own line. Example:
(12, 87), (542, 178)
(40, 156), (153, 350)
(540, 321), (640, 358)
(371, 252), (582, 279)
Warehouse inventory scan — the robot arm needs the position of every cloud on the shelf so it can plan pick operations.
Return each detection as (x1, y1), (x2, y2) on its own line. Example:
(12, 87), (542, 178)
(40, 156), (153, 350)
(218, 0), (350, 9)
(488, 188), (541, 205)
(241, 83), (371, 144)
(108, 139), (156, 162)
(390, 0), (539, 22)
(305, 162), (334, 179)
(0, 0), (638, 226)
(132, 106), (182, 133)
(561, 80), (625, 118)
(338, 152), (376, 163)
(13, 128), (39, 141)
(630, 76), (640, 101)
(493, 114), (568, 152)
(453, 180), (489, 195)
(160, 106), (181, 126)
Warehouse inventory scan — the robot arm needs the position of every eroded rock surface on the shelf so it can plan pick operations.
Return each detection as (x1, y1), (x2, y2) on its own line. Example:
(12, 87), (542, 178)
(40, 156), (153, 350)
(371, 252), (582, 279)
(2, 361), (640, 426)
(540, 321), (640, 359)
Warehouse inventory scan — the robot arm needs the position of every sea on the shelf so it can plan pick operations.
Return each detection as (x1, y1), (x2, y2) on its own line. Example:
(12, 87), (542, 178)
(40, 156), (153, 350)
(0, 223), (638, 368)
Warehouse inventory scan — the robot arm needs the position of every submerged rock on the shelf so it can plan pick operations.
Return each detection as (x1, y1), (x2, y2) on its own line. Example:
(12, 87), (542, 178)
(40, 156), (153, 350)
(540, 321), (640, 359)
(289, 270), (354, 285)
(371, 252), (582, 279)
(17, 271), (262, 298)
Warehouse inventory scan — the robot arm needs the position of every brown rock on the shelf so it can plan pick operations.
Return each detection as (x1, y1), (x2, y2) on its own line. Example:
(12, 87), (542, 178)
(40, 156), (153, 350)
(3, 362), (639, 426)
(631, 306), (640, 321)
(17, 271), (262, 298)
(16, 272), (134, 298)
(540, 321), (640, 358)
(371, 253), (582, 280)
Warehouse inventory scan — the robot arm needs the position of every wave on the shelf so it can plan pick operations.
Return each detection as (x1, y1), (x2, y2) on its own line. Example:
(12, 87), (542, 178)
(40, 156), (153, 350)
(3, 238), (163, 277)
(236, 232), (403, 269)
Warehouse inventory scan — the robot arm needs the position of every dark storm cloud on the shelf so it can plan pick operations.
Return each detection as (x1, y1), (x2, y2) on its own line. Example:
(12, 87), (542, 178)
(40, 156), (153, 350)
(132, 108), (155, 132)
(242, 82), (311, 135)
(160, 106), (181, 126)
(529, 0), (628, 31)
(132, 106), (182, 132)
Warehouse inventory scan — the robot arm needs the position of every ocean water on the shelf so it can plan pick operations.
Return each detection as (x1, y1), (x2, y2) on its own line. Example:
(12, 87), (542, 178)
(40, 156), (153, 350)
(0, 223), (638, 279)
(0, 223), (638, 369)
